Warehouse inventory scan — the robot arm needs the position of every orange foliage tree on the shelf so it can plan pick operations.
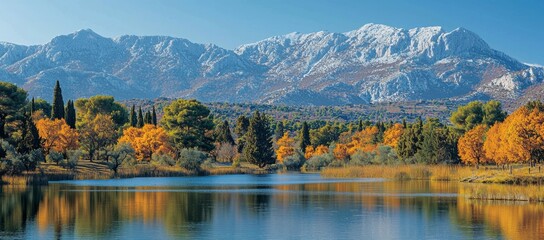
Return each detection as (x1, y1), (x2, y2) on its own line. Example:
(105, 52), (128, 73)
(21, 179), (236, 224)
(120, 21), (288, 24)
(347, 126), (379, 155)
(36, 118), (79, 155)
(458, 124), (489, 167)
(275, 132), (295, 163)
(119, 124), (174, 161)
(483, 122), (508, 165)
(383, 123), (404, 148)
(305, 145), (329, 159)
(333, 144), (349, 161)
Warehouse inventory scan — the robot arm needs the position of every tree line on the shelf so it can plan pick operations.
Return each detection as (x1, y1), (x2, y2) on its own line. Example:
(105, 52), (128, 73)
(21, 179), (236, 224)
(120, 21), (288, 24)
(1, 79), (542, 177)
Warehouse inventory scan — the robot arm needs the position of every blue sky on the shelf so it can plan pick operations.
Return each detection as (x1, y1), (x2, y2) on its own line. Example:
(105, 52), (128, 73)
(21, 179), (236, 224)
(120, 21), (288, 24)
(1, 0), (543, 64)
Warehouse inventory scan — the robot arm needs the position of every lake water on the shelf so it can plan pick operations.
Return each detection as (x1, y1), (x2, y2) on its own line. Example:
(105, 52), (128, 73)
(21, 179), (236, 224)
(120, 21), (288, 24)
(1, 173), (543, 239)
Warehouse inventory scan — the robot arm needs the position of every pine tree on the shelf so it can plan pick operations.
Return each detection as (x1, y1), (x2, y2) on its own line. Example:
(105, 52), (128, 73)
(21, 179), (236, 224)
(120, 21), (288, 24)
(51, 80), (65, 119)
(129, 105), (137, 127)
(64, 100), (76, 129)
(17, 112), (41, 154)
(215, 120), (235, 145)
(137, 107), (144, 128)
(144, 111), (152, 124)
(274, 121), (284, 141)
(235, 115), (250, 153)
(243, 111), (275, 168)
(152, 106), (157, 126)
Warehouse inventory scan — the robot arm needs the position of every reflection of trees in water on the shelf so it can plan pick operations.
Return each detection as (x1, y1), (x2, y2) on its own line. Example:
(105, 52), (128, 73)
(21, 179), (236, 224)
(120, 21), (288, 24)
(0, 186), (43, 235)
(2, 180), (544, 239)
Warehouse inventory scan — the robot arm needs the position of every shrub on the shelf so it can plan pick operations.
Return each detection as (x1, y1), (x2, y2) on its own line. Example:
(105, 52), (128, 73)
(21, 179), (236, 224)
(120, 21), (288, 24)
(303, 153), (333, 171)
(349, 150), (375, 166)
(152, 153), (176, 166)
(22, 149), (43, 171)
(177, 148), (208, 172)
(372, 146), (399, 165)
(46, 151), (64, 165)
(282, 151), (305, 170)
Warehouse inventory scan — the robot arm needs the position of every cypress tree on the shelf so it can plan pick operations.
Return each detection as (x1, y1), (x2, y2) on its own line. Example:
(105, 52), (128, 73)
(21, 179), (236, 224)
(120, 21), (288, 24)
(51, 80), (65, 119)
(274, 121), (284, 141)
(144, 111), (152, 124)
(137, 107), (144, 128)
(357, 119), (363, 132)
(242, 111), (275, 168)
(152, 106), (157, 126)
(30, 97), (35, 114)
(234, 115), (250, 153)
(65, 100), (76, 129)
(129, 105), (137, 127)
(299, 121), (311, 152)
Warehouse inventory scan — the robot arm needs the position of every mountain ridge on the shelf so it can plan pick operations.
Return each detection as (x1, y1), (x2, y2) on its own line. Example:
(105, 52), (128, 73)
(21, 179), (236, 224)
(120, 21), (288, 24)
(0, 24), (542, 105)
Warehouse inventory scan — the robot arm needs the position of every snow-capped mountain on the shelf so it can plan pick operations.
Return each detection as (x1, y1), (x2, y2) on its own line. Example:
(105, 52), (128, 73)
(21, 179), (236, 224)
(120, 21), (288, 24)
(0, 24), (542, 105)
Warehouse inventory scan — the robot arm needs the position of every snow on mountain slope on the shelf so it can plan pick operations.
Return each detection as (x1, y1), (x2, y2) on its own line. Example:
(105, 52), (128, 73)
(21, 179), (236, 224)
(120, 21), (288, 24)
(0, 24), (541, 105)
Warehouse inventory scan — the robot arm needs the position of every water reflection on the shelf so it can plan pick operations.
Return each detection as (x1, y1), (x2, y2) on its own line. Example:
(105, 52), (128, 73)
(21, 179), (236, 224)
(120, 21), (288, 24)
(0, 175), (543, 239)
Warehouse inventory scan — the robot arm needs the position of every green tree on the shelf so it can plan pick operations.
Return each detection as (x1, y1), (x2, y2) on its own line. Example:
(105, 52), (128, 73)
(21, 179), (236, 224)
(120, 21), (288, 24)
(29, 98), (52, 118)
(299, 121), (311, 152)
(397, 118), (423, 161)
(234, 115), (250, 153)
(243, 111), (275, 168)
(137, 107), (144, 128)
(161, 99), (215, 152)
(482, 100), (507, 126)
(64, 100), (76, 129)
(129, 105), (137, 127)
(215, 120), (235, 145)
(51, 80), (65, 120)
(16, 112), (41, 154)
(144, 111), (152, 125)
(0, 82), (27, 139)
(152, 106), (157, 126)
(310, 123), (341, 147)
(274, 121), (284, 141)
(74, 95), (128, 128)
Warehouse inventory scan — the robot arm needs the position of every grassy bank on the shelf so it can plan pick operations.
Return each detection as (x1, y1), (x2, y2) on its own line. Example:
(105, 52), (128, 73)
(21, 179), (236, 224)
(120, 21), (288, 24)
(321, 164), (544, 185)
(1, 161), (273, 186)
(460, 183), (544, 202)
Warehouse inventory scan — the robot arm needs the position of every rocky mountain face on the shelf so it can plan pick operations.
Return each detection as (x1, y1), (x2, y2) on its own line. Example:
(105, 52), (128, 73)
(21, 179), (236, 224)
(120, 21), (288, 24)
(0, 24), (542, 105)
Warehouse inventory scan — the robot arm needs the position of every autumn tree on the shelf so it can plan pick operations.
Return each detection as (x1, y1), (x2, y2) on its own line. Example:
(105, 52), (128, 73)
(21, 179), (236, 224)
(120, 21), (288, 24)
(483, 122), (508, 165)
(276, 132), (295, 163)
(383, 123), (404, 148)
(79, 114), (117, 161)
(161, 99), (214, 152)
(333, 144), (349, 161)
(119, 124), (174, 161)
(243, 111), (275, 168)
(347, 126), (379, 155)
(458, 124), (489, 168)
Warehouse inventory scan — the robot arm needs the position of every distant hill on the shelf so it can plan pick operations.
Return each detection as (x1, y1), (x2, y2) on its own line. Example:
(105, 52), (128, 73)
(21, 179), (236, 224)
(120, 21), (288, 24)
(0, 24), (542, 105)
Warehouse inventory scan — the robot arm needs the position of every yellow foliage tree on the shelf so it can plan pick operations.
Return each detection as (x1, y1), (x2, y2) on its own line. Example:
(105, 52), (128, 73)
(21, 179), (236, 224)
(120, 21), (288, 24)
(275, 132), (295, 163)
(79, 114), (118, 161)
(458, 124), (489, 167)
(347, 126), (379, 155)
(36, 118), (78, 155)
(383, 123), (404, 148)
(304, 146), (314, 159)
(483, 122), (508, 165)
(119, 124), (174, 161)
(333, 143), (349, 160)
(304, 145), (329, 159)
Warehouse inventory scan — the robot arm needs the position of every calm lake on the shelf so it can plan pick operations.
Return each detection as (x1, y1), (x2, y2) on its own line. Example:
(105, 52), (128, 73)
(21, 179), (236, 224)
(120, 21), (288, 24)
(1, 173), (543, 239)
